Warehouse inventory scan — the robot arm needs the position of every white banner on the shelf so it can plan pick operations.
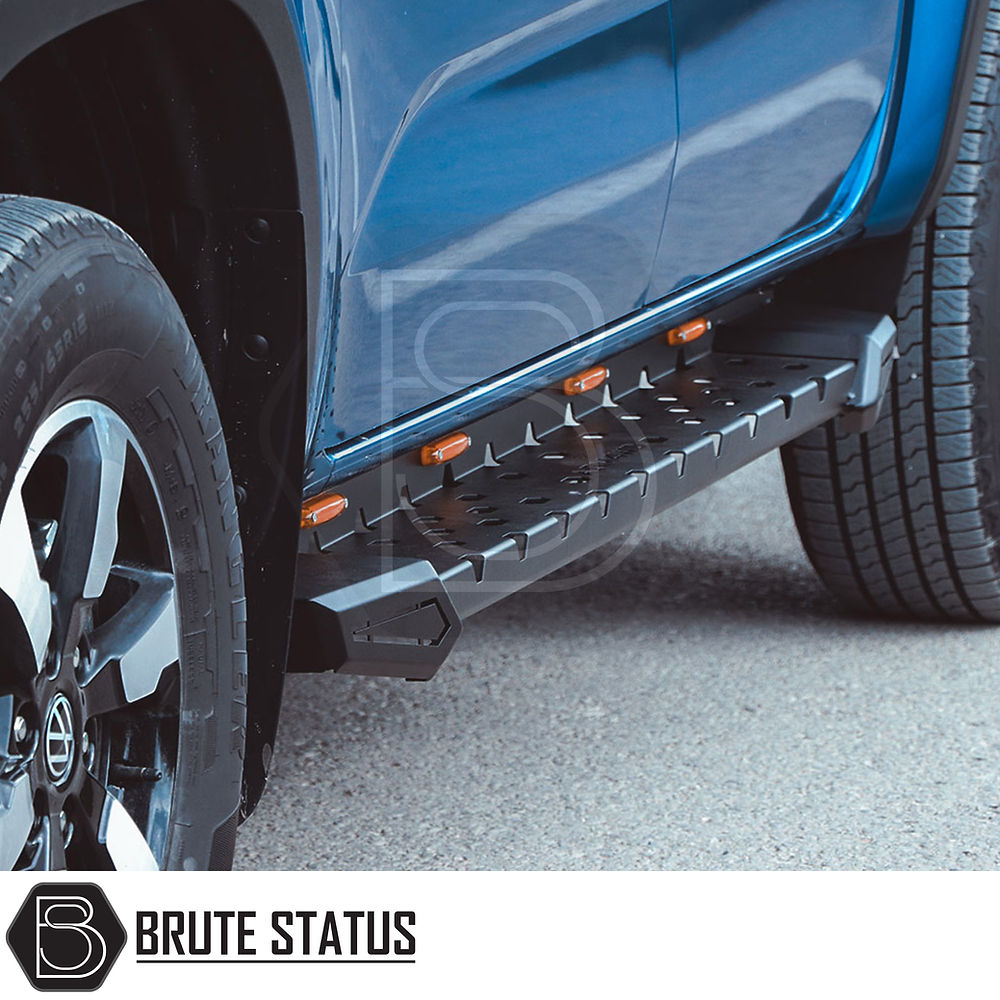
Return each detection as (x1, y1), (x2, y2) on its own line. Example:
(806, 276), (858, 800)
(0, 872), (995, 998)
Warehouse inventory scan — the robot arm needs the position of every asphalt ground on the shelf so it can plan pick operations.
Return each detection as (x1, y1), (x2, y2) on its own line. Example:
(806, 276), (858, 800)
(236, 450), (1000, 870)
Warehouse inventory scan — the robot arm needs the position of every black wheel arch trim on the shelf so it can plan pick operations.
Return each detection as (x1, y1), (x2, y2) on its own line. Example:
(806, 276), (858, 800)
(909, 0), (991, 228)
(0, 0), (323, 819)
(0, 0), (323, 407)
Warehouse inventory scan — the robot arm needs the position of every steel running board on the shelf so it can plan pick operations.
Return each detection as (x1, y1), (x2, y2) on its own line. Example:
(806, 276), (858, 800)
(290, 306), (895, 680)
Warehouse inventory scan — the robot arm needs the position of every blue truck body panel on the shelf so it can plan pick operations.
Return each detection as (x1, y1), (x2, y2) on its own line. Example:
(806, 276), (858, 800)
(866, 0), (974, 234)
(284, 0), (973, 491)
(649, 0), (899, 300)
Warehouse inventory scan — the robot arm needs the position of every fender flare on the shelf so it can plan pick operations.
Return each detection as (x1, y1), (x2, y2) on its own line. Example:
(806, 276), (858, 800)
(0, 0), (322, 388)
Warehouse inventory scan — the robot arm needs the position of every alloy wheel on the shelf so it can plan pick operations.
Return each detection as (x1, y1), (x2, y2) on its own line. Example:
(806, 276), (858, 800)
(0, 399), (182, 869)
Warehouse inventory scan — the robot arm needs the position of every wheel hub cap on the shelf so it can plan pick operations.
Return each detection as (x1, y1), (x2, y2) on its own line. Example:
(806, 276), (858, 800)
(43, 694), (75, 785)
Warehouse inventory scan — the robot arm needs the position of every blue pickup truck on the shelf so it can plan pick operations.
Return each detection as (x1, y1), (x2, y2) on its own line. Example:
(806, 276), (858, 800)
(0, 0), (994, 870)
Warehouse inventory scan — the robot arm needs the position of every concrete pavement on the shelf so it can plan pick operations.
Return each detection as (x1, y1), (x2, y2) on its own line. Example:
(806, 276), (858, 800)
(236, 451), (1000, 870)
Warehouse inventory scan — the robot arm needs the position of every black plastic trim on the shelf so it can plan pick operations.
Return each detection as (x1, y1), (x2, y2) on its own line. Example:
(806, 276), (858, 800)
(909, 0), (990, 227)
(290, 558), (462, 681)
(0, 0), (322, 409)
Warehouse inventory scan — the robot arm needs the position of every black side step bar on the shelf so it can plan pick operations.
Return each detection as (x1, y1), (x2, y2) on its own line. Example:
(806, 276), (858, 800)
(289, 306), (895, 680)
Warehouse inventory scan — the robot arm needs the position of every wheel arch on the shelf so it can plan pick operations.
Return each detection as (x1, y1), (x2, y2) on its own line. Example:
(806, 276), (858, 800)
(0, 0), (321, 816)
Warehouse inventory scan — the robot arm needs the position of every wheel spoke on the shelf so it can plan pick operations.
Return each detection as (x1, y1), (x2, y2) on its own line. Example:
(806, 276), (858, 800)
(83, 412), (128, 600)
(0, 773), (34, 869)
(45, 810), (68, 870)
(79, 774), (158, 871)
(16, 813), (66, 871)
(84, 566), (180, 711)
(46, 415), (128, 614)
(0, 489), (52, 672)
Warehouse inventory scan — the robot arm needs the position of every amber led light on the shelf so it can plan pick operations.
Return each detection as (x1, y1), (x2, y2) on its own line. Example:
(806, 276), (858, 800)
(563, 366), (608, 396)
(301, 492), (348, 529)
(666, 317), (710, 346)
(421, 432), (471, 466)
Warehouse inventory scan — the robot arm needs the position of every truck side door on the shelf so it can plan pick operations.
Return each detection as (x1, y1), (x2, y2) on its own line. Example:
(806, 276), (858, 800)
(329, 0), (678, 443)
(647, 0), (901, 302)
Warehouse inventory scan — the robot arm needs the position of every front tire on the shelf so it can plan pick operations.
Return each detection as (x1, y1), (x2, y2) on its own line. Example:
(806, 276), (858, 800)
(782, 3), (1000, 621)
(0, 197), (246, 869)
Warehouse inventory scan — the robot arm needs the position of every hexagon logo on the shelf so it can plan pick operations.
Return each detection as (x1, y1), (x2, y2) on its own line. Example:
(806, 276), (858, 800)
(7, 883), (127, 991)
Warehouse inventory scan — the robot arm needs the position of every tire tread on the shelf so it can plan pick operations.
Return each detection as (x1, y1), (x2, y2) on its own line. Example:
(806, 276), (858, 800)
(782, 2), (1000, 622)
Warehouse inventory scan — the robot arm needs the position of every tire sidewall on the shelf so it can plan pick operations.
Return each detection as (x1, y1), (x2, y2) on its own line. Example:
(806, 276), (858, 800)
(0, 216), (245, 869)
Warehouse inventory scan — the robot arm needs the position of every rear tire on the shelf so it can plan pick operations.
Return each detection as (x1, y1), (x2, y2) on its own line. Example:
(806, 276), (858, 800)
(782, 3), (1000, 622)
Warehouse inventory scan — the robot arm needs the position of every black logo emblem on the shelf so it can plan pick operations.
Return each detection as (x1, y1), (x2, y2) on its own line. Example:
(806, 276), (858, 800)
(43, 693), (76, 784)
(7, 883), (127, 991)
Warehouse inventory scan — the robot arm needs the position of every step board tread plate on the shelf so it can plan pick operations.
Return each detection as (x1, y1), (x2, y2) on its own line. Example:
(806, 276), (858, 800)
(338, 352), (855, 617)
(290, 304), (896, 679)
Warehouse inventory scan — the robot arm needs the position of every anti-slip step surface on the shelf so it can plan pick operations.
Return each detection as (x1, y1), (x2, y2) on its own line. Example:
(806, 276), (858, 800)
(310, 349), (855, 618)
(291, 306), (895, 679)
